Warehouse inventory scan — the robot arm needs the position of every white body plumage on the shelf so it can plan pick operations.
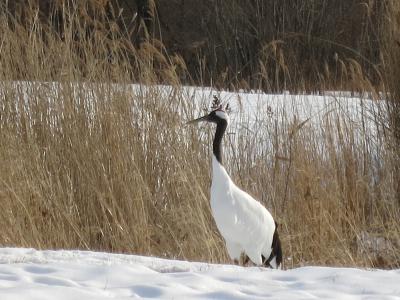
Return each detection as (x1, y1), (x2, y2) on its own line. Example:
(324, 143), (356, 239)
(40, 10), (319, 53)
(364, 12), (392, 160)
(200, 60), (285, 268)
(211, 155), (276, 266)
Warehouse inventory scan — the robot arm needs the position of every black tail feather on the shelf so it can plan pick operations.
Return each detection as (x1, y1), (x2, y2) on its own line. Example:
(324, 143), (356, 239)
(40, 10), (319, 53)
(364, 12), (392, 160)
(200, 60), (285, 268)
(264, 221), (283, 268)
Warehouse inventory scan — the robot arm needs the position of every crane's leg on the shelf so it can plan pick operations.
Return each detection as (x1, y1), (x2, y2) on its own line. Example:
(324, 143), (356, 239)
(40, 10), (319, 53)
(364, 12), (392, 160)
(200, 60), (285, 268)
(242, 254), (250, 266)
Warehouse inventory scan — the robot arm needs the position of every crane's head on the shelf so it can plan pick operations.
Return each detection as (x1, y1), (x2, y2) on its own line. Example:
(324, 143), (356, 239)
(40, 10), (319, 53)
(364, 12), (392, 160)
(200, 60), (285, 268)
(187, 96), (230, 125)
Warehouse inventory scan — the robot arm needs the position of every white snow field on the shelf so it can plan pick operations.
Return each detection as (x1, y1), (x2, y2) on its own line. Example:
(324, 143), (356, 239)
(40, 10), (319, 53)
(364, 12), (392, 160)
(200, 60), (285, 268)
(0, 248), (399, 300)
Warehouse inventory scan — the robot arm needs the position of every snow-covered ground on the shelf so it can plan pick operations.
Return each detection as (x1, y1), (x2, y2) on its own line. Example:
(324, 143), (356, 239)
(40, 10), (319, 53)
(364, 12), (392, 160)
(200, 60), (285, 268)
(0, 248), (399, 300)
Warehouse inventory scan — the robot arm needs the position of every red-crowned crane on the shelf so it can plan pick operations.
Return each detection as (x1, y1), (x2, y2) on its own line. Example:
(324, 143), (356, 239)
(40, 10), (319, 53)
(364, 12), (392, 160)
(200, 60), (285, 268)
(188, 97), (283, 268)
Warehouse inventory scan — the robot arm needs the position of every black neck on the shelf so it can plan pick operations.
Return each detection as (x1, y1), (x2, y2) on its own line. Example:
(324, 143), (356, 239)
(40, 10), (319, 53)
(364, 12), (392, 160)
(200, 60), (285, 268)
(213, 120), (228, 165)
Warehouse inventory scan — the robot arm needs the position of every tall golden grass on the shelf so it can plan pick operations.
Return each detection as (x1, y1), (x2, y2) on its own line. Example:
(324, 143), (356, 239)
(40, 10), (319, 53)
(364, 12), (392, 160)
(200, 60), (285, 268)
(0, 1), (399, 268)
(154, 0), (387, 91)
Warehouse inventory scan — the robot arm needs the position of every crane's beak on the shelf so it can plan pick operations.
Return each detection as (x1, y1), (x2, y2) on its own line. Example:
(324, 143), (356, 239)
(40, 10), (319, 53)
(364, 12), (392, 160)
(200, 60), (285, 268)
(186, 114), (210, 125)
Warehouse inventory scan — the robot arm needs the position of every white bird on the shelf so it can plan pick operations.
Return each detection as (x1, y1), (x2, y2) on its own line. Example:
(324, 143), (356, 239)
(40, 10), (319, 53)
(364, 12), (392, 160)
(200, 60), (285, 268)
(188, 97), (283, 268)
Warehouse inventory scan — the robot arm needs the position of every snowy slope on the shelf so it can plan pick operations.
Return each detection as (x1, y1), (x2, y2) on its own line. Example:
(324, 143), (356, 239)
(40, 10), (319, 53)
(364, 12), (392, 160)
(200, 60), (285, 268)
(0, 248), (399, 300)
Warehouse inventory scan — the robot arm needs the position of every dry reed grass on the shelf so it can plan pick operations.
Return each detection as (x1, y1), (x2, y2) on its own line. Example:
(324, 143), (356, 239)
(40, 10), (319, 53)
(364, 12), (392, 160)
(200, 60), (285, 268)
(0, 1), (399, 269)
(156, 0), (386, 92)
